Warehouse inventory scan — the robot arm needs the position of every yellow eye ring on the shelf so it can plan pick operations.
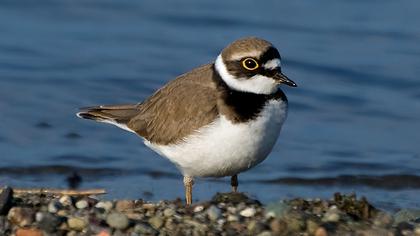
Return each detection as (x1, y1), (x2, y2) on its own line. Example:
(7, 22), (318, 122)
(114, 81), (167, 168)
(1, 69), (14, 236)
(242, 58), (259, 70)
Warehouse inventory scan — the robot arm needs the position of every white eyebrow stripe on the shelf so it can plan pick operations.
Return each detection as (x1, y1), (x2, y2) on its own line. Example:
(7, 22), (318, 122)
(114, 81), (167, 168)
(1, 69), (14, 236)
(229, 51), (261, 61)
(263, 58), (281, 69)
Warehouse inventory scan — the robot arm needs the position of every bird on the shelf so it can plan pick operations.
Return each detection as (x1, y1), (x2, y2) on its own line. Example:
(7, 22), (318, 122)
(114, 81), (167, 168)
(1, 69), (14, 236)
(77, 37), (297, 205)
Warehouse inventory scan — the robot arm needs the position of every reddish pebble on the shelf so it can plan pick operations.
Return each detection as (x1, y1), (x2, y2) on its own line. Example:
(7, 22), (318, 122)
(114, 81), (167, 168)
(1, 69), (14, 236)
(96, 230), (110, 236)
(315, 227), (328, 236)
(16, 228), (43, 236)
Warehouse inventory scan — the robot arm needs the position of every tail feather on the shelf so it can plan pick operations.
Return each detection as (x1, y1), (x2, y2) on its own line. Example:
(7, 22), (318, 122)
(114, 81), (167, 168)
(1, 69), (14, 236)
(76, 104), (140, 133)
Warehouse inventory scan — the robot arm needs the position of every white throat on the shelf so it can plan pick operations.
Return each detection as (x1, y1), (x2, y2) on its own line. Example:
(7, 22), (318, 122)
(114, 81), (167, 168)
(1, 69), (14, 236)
(214, 54), (278, 95)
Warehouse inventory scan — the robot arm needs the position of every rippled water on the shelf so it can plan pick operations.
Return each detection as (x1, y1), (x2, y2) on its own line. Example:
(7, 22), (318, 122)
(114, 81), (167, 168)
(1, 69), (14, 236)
(1, 0), (420, 210)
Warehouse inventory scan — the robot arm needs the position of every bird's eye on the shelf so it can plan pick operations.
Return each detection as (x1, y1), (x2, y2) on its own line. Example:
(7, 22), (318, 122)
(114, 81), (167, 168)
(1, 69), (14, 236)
(242, 58), (259, 71)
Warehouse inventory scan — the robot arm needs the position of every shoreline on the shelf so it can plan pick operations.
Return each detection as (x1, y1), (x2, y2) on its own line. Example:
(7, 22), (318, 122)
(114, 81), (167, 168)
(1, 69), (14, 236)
(1, 187), (419, 235)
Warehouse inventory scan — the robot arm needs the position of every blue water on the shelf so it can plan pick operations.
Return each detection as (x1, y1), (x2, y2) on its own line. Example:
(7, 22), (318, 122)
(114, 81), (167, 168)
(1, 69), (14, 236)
(1, 0), (420, 211)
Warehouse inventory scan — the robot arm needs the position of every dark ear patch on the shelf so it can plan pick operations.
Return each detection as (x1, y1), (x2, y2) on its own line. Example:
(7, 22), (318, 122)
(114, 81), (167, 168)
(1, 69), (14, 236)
(259, 47), (281, 63)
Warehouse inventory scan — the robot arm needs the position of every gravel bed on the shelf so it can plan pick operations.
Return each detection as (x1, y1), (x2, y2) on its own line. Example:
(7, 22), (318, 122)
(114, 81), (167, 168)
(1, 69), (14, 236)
(1, 187), (420, 235)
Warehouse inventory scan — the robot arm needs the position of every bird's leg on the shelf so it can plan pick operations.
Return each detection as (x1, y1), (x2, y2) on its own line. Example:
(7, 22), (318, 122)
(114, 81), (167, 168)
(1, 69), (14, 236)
(231, 174), (238, 192)
(183, 176), (194, 206)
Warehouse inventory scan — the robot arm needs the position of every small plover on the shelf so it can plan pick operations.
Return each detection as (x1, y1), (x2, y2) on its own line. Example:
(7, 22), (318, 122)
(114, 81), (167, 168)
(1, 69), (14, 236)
(77, 37), (297, 205)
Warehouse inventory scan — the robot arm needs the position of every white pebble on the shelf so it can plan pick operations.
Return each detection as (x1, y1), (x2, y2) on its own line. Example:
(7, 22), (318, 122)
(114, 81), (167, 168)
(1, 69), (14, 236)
(59, 195), (73, 207)
(227, 215), (238, 222)
(75, 200), (88, 209)
(193, 205), (204, 213)
(95, 201), (113, 212)
(240, 207), (256, 217)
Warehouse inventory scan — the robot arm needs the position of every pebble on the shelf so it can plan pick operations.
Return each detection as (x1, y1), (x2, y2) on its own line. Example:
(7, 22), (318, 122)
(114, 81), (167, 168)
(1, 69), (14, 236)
(284, 214), (304, 232)
(323, 206), (341, 222)
(59, 195), (73, 207)
(240, 207), (256, 217)
(67, 217), (87, 231)
(415, 226), (420, 236)
(184, 219), (208, 232)
(36, 212), (62, 233)
(7, 207), (34, 227)
(134, 222), (158, 235)
(306, 219), (320, 234)
(106, 212), (129, 230)
(315, 227), (328, 236)
(227, 214), (239, 222)
(269, 218), (287, 234)
(149, 216), (164, 229)
(206, 205), (221, 221)
(16, 228), (43, 236)
(193, 205), (204, 213)
(115, 200), (135, 212)
(96, 201), (114, 212)
(75, 200), (88, 209)
(373, 212), (394, 227)
(163, 208), (175, 217)
(357, 228), (393, 236)
(47, 200), (62, 213)
(257, 231), (272, 236)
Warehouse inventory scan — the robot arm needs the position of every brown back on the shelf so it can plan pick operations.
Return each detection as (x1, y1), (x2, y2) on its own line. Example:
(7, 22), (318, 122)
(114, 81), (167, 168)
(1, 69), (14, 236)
(128, 64), (219, 145)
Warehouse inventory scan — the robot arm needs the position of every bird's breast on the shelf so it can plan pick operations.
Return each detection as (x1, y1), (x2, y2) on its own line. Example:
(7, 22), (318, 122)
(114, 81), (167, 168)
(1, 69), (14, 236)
(145, 98), (288, 177)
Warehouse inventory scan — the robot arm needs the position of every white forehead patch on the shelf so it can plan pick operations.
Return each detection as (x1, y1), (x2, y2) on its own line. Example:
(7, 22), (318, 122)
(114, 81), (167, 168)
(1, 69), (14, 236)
(229, 50), (261, 61)
(263, 58), (281, 70)
(215, 54), (278, 95)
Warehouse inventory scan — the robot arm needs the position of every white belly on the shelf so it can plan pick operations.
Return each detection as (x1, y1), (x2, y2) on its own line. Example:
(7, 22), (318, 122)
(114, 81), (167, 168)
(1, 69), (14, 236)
(145, 99), (288, 177)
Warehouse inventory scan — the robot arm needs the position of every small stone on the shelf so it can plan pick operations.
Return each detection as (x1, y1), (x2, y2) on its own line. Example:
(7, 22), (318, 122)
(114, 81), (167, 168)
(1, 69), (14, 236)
(59, 195), (73, 207)
(356, 228), (394, 236)
(227, 215), (238, 222)
(184, 219), (208, 231)
(75, 200), (88, 209)
(95, 201), (114, 212)
(16, 228), (43, 236)
(106, 212), (129, 230)
(164, 218), (176, 231)
(257, 231), (272, 236)
(36, 212), (62, 233)
(315, 227), (328, 236)
(206, 205), (221, 221)
(115, 200), (135, 212)
(163, 208), (175, 217)
(142, 203), (156, 210)
(7, 207), (35, 227)
(193, 205), (204, 213)
(149, 216), (163, 229)
(284, 213), (304, 232)
(306, 219), (320, 234)
(227, 206), (237, 214)
(270, 219), (288, 234)
(414, 226), (420, 236)
(240, 207), (256, 217)
(96, 230), (111, 236)
(67, 217), (87, 231)
(48, 200), (62, 213)
(0, 187), (13, 215)
(247, 220), (259, 233)
(57, 209), (68, 217)
(373, 212), (394, 227)
(134, 222), (158, 235)
(322, 206), (341, 222)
